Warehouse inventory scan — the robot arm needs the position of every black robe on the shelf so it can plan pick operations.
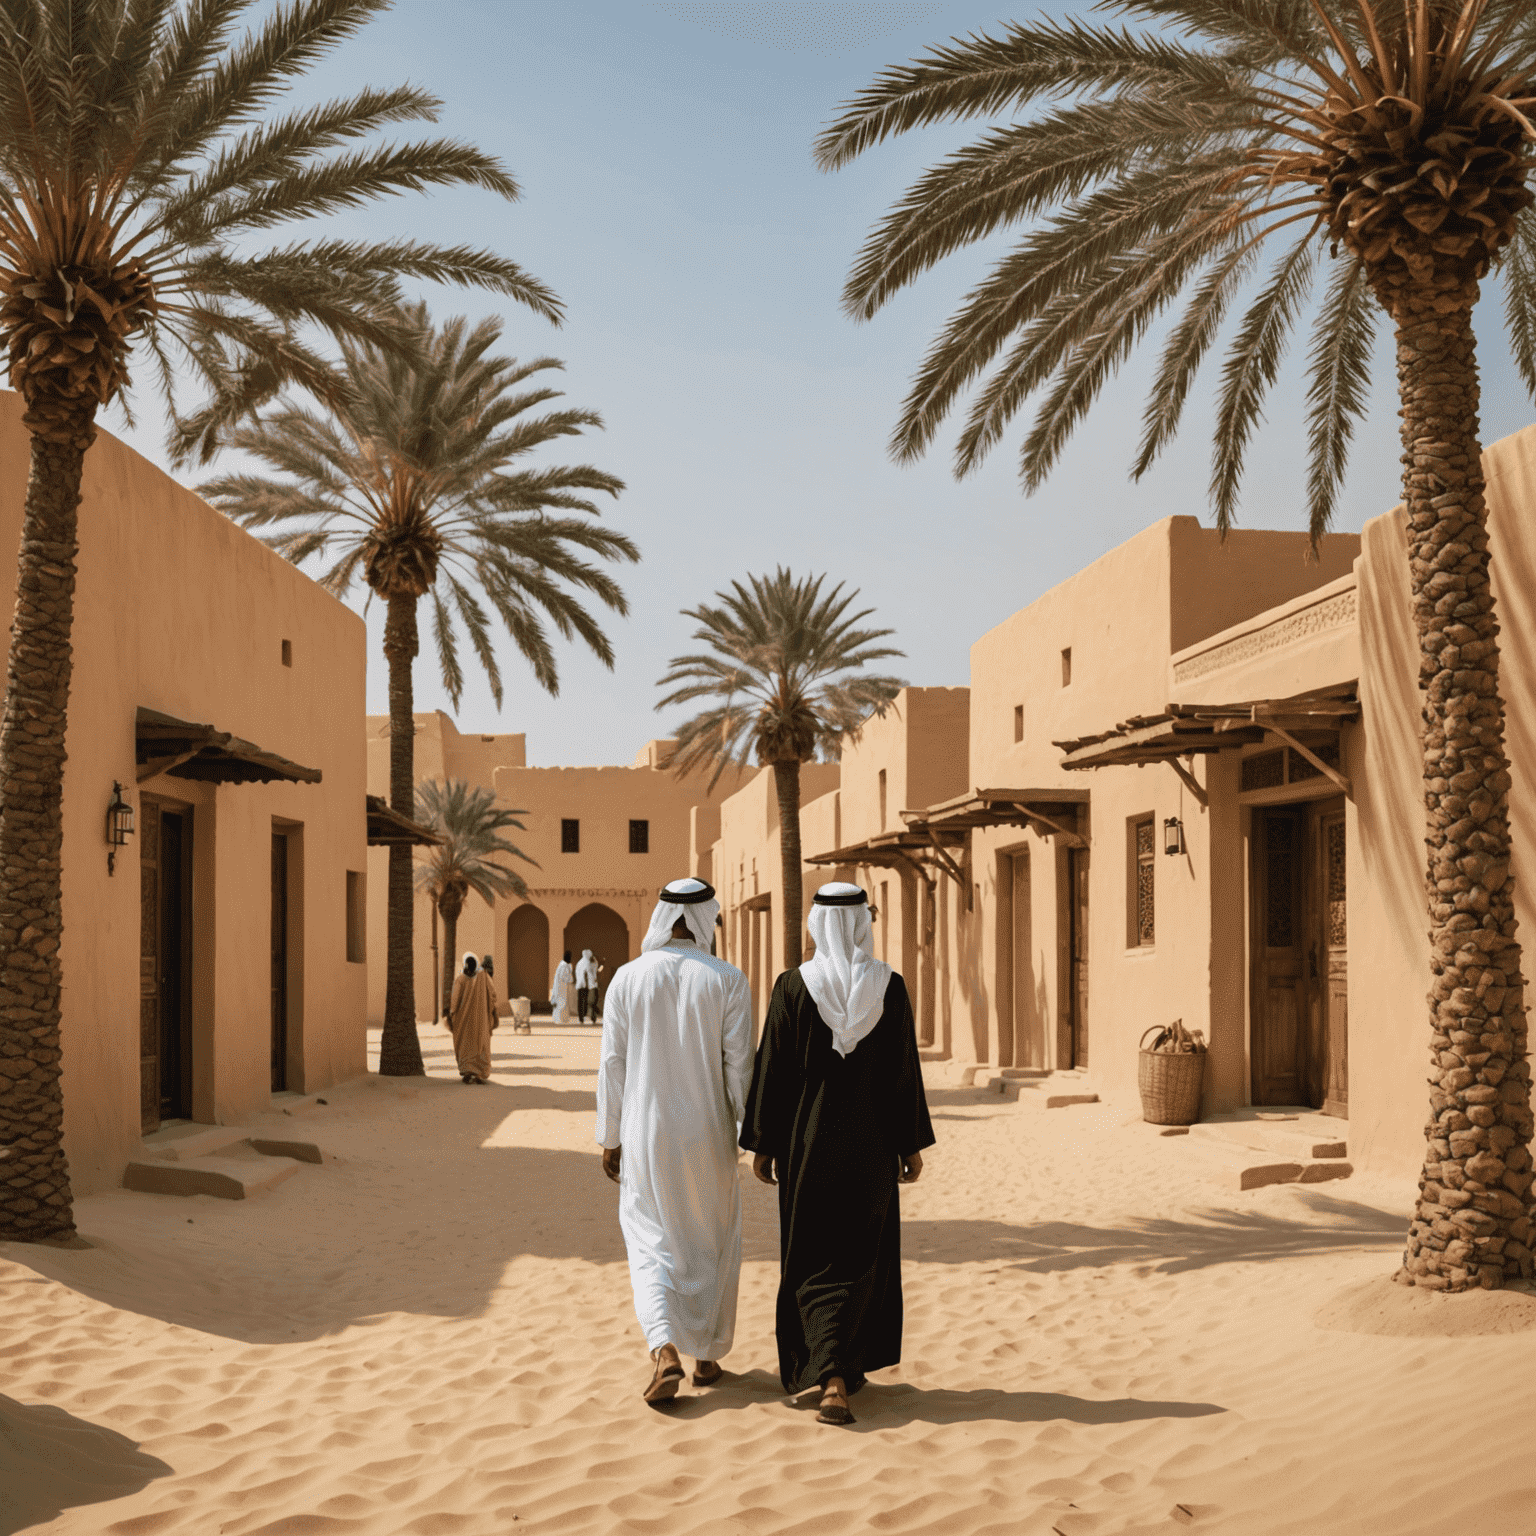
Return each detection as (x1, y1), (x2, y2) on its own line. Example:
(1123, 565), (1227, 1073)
(739, 967), (934, 1395)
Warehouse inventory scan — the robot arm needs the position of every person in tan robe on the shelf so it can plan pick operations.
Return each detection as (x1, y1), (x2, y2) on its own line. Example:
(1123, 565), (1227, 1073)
(448, 952), (495, 1084)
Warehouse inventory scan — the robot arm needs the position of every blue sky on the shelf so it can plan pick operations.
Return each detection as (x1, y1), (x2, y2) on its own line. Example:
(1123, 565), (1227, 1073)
(117, 1), (1533, 766)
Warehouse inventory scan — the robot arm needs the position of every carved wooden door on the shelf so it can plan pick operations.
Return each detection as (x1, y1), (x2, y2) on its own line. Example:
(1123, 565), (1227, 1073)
(1317, 808), (1348, 1117)
(1251, 808), (1307, 1105)
(1068, 846), (1089, 1069)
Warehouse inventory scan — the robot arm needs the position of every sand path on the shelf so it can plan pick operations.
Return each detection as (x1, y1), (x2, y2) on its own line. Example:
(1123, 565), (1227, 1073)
(3, 1023), (1535, 1536)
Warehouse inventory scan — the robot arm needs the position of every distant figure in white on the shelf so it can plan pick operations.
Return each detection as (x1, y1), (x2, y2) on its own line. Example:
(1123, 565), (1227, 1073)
(551, 949), (574, 1023)
(596, 878), (753, 1404)
(576, 947), (602, 1024)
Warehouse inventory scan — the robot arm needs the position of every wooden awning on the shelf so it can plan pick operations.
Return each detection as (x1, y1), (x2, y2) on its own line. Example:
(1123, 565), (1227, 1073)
(1055, 686), (1358, 797)
(902, 786), (1089, 848)
(136, 707), (323, 786)
(366, 794), (444, 847)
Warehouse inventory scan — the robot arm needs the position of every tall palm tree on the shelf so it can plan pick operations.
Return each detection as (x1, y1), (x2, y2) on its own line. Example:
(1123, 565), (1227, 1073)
(658, 569), (905, 969)
(0, 0), (558, 1245)
(818, 2), (1536, 1292)
(414, 778), (534, 1022)
(203, 302), (637, 1077)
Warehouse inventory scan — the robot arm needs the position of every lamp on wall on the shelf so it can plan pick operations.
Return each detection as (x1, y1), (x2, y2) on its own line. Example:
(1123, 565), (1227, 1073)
(106, 781), (135, 875)
(1163, 816), (1185, 857)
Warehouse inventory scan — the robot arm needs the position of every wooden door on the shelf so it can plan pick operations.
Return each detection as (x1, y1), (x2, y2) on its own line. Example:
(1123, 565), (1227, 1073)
(1251, 808), (1307, 1105)
(1317, 808), (1348, 1118)
(139, 801), (162, 1134)
(1068, 846), (1089, 1068)
(1011, 851), (1041, 1068)
(158, 812), (188, 1121)
(271, 833), (288, 1093)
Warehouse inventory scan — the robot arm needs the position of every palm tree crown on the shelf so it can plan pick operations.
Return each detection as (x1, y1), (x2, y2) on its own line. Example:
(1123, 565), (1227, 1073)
(816, 0), (1536, 536)
(659, 569), (905, 968)
(0, 0), (559, 450)
(415, 778), (535, 1017)
(203, 301), (637, 704)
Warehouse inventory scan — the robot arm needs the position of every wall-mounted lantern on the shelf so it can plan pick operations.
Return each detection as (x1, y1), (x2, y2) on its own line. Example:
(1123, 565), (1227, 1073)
(106, 781), (135, 875)
(1163, 816), (1185, 857)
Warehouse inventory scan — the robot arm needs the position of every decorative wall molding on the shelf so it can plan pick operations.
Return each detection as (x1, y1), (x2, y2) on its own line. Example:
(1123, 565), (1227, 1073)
(1173, 588), (1357, 683)
(521, 888), (651, 901)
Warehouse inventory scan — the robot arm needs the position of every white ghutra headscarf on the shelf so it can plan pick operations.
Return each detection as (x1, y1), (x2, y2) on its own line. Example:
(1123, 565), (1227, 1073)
(641, 878), (721, 953)
(801, 883), (892, 1057)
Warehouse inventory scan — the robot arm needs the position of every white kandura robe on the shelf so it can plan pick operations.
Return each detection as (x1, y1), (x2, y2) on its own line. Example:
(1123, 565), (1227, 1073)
(551, 960), (574, 1023)
(596, 937), (753, 1359)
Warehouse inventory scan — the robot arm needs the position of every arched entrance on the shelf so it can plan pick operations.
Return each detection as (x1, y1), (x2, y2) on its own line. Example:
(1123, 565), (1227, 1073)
(506, 904), (550, 1007)
(563, 903), (630, 1014)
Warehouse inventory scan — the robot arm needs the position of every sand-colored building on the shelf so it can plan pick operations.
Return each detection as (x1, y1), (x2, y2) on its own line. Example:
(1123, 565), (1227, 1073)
(0, 393), (370, 1196)
(697, 427), (1536, 1181)
(367, 726), (752, 1017)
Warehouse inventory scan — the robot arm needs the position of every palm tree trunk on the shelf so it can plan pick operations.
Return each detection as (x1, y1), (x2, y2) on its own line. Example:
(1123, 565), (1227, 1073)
(772, 758), (804, 969)
(1395, 290), (1534, 1292)
(0, 421), (96, 1242)
(379, 593), (424, 1076)
(441, 893), (463, 1021)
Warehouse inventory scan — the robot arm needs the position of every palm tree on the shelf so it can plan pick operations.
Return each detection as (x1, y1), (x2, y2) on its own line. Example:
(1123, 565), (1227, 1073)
(658, 569), (905, 969)
(414, 778), (534, 1021)
(203, 302), (637, 1077)
(0, 0), (558, 1244)
(818, 3), (1536, 1292)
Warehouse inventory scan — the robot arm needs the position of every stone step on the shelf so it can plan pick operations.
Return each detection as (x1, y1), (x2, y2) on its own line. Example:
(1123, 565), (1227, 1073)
(139, 1123), (254, 1162)
(1188, 1113), (1349, 1163)
(248, 1137), (323, 1165)
(122, 1149), (302, 1200)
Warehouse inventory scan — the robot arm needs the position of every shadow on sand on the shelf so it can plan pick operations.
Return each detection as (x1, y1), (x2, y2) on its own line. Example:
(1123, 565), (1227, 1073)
(0, 1394), (171, 1535)
(656, 1370), (1225, 1430)
(903, 1191), (1405, 1275)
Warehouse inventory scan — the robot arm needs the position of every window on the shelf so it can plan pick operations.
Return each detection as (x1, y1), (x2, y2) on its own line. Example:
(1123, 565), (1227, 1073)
(1013, 704), (1024, 742)
(878, 769), (887, 829)
(878, 880), (889, 961)
(345, 871), (365, 963)
(629, 818), (649, 854)
(1060, 647), (1072, 687)
(561, 818), (580, 853)
(281, 639), (292, 667)
(1129, 816), (1155, 947)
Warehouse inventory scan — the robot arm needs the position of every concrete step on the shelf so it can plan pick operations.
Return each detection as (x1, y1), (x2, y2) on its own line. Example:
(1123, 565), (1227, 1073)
(1145, 1119), (1355, 1192)
(123, 1147), (302, 1200)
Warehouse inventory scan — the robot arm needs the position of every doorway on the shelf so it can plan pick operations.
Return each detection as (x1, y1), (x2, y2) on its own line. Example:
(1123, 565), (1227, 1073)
(271, 832), (289, 1093)
(1249, 799), (1348, 1112)
(139, 800), (192, 1132)
(507, 903), (550, 1005)
(1060, 845), (1089, 1069)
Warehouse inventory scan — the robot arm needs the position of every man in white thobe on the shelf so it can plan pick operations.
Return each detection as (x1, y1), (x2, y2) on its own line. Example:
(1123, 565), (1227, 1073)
(596, 878), (752, 1404)
(551, 950), (574, 1023)
(576, 947), (601, 1023)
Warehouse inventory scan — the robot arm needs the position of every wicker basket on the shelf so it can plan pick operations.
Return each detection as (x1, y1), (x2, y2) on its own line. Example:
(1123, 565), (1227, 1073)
(1138, 1026), (1206, 1125)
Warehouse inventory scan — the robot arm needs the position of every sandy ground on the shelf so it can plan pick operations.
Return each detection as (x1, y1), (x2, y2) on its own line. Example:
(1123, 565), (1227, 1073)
(4, 1023), (1536, 1536)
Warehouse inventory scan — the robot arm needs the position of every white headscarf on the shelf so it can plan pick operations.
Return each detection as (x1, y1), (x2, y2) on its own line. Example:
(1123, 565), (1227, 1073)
(801, 883), (892, 1057)
(642, 878), (721, 953)
(461, 951), (478, 975)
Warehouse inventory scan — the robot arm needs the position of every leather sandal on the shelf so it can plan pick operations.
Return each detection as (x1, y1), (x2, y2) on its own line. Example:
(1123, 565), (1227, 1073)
(692, 1361), (723, 1386)
(816, 1387), (855, 1425)
(643, 1350), (685, 1405)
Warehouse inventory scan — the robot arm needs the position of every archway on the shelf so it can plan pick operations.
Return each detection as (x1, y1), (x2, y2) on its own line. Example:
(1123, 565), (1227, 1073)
(563, 903), (630, 1013)
(506, 904), (550, 1007)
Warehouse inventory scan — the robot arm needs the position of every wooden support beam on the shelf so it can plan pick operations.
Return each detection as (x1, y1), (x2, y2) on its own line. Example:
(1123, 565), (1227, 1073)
(137, 749), (203, 783)
(1268, 725), (1351, 797)
(1010, 804), (1086, 847)
(922, 827), (967, 888)
(1168, 756), (1208, 808)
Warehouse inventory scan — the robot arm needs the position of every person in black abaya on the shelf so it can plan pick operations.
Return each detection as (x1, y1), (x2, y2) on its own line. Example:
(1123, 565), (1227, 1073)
(739, 881), (934, 1426)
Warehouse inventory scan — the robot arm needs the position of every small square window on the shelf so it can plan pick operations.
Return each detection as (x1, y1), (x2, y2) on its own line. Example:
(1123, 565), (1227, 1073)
(1013, 704), (1024, 743)
(561, 818), (580, 853)
(629, 819), (649, 854)
(1060, 647), (1072, 687)
(281, 639), (292, 667)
